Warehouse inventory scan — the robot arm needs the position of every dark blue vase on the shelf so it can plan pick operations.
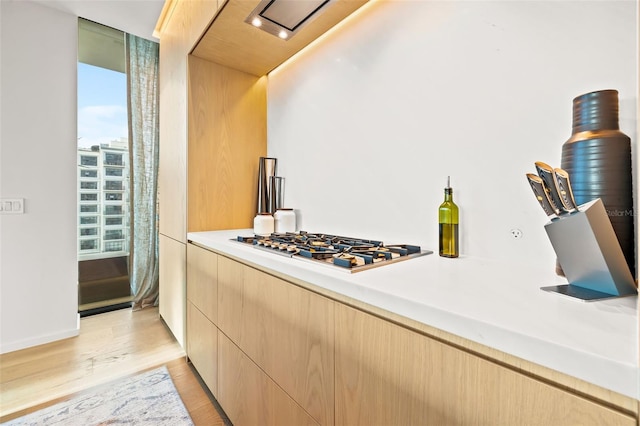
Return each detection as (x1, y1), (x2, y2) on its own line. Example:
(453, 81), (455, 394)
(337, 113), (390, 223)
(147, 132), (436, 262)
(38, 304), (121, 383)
(561, 89), (635, 279)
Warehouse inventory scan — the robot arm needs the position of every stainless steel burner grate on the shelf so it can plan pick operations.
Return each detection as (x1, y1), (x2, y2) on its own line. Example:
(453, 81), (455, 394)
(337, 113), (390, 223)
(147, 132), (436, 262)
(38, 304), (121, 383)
(235, 231), (432, 272)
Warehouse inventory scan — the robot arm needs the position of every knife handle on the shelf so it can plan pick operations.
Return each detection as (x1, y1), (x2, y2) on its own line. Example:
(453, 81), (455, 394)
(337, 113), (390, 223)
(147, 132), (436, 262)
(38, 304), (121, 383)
(553, 168), (579, 212)
(534, 161), (565, 213)
(526, 173), (559, 217)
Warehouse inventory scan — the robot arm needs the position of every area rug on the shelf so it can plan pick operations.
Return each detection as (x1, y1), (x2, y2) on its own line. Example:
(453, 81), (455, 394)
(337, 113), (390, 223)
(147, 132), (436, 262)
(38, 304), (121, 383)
(4, 366), (194, 425)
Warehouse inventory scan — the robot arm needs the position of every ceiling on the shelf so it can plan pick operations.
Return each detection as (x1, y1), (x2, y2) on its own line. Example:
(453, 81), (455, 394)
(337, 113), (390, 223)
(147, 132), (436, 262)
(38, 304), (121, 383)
(29, 0), (165, 40)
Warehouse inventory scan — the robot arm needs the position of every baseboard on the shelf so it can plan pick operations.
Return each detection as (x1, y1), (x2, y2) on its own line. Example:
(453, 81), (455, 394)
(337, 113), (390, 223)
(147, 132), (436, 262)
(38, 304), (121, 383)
(0, 325), (80, 355)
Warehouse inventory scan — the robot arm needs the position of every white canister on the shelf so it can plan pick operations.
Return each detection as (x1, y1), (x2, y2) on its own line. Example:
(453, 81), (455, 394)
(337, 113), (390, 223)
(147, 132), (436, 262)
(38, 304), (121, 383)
(274, 208), (296, 233)
(253, 213), (274, 236)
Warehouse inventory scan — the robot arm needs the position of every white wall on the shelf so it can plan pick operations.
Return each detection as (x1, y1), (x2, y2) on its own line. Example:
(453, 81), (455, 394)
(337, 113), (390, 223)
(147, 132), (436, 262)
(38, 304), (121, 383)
(268, 0), (637, 269)
(0, 0), (79, 353)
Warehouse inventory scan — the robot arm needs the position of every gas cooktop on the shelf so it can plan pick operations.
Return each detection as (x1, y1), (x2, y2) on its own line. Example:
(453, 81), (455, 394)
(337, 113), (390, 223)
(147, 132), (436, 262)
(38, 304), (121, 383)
(235, 231), (432, 273)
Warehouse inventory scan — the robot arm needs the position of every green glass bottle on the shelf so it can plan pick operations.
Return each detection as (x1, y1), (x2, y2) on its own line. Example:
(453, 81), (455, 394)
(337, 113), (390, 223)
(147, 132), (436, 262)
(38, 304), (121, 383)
(439, 176), (459, 258)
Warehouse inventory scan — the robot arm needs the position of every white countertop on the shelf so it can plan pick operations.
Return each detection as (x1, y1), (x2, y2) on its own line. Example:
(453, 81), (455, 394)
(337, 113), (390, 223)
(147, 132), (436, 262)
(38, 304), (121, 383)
(188, 229), (639, 399)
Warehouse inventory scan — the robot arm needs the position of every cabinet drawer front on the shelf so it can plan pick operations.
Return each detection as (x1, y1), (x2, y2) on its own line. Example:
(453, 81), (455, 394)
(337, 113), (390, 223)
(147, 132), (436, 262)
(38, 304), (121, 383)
(186, 301), (218, 396)
(217, 332), (318, 426)
(186, 243), (218, 323)
(218, 256), (334, 425)
(335, 304), (635, 426)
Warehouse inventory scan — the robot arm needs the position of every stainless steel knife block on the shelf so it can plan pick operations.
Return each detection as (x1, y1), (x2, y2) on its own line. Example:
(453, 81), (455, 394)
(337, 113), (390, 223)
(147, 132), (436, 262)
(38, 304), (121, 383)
(541, 198), (637, 301)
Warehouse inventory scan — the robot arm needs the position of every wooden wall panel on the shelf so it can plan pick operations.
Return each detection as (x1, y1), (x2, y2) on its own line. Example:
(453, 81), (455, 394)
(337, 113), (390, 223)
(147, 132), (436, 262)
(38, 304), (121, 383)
(181, 0), (220, 52)
(158, 16), (188, 242)
(335, 303), (636, 426)
(157, 0), (221, 348)
(158, 0), (219, 242)
(187, 56), (267, 232)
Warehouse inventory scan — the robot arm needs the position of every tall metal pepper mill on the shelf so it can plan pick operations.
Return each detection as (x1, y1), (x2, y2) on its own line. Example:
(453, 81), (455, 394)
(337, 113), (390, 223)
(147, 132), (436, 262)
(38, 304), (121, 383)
(561, 90), (635, 279)
(257, 157), (277, 214)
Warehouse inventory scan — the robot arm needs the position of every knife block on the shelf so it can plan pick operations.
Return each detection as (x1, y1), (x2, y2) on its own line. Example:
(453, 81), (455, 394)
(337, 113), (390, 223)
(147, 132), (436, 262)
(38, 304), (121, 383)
(541, 198), (637, 301)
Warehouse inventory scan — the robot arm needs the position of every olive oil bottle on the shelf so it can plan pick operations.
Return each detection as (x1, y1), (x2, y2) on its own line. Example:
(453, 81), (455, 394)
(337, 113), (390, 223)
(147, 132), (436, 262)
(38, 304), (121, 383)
(439, 176), (459, 258)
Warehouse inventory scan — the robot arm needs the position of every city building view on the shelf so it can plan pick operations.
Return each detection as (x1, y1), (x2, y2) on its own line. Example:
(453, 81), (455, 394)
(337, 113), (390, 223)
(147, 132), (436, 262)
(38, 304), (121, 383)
(77, 138), (129, 260)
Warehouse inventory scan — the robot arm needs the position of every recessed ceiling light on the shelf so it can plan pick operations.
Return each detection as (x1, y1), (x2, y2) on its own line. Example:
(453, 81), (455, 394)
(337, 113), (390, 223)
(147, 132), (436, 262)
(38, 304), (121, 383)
(278, 30), (288, 39)
(251, 17), (262, 27)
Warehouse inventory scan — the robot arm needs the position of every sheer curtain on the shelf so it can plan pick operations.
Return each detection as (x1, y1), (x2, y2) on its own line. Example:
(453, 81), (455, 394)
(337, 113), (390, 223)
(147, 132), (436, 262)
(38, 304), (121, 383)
(125, 34), (160, 309)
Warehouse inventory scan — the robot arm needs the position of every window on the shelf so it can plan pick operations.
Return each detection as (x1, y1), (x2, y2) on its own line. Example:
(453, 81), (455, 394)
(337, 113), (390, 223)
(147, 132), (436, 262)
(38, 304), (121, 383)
(77, 18), (134, 313)
(104, 152), (124, 166)
(105, 217), (123, 226)
(80, 170), (98, 178)
(105, 193), (123, 201)
(81, 182), (98, 190)
(80, 239), (99, 250)
(105, 168), (123, 177)
(104, 181), (123, 190)
(105, 205), (123, 215)
(80, 216), (98, 225)
(104, 230), (124, 240)
(80, 155), (98, 166)
(104, 241), (125, 252)
(77, 18), (129, 261)
(80, 228), (98, 236)
(81, 193), (98, 201)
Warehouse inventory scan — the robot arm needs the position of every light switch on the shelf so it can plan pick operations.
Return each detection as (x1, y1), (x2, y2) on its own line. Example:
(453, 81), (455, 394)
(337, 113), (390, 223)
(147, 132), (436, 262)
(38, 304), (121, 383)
(0, 198), (25, 214)
(12, 200), (22, 212)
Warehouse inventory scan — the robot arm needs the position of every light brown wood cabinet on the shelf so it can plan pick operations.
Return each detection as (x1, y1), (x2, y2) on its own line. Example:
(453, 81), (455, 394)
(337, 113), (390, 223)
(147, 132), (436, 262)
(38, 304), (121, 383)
(217, 255), (335, 425)
(162, 0), (639, 422)
(185, 243), (219, 395)
(158, 0), (221, 242)
(157, 0), (270, 348)
(186, 243), (218, 323)
(186, 301), (218, 395)
(218, 332), (319, 426)
(186, 248), (636, 426)
(157, 0), (219, 347)
(334, 303), (636, 426)
(158, 235), (186, 346)
(186, 244), (329, 424)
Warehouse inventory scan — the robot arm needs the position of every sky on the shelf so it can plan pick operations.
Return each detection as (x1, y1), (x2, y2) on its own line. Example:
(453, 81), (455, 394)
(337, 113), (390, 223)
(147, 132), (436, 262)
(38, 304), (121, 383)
(77, 63), (128, 149)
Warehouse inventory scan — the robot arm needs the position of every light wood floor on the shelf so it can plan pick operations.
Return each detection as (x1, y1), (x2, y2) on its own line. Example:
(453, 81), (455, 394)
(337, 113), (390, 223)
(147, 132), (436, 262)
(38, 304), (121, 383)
(0, 307), (229, 425)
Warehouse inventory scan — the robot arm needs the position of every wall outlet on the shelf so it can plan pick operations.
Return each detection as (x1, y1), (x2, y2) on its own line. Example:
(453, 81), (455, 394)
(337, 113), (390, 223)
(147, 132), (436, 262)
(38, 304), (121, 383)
(510, 229), (523, 239)
(0, 198), (25, 214)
